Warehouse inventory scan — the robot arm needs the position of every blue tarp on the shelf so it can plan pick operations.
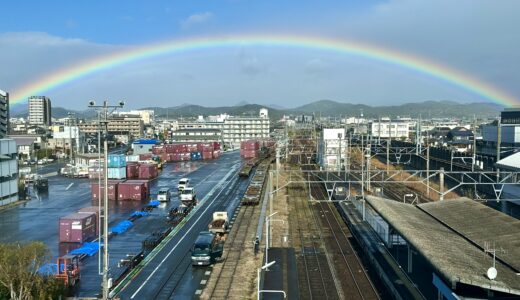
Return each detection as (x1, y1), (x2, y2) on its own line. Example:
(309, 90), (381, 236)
(148, 200), (160, 207)
(131, 211), (149, 217)
(133, 139), (159, 145)
(70, 242), (100, 256)
(110, 220), (133, 234)
(38, 263), (59, 275)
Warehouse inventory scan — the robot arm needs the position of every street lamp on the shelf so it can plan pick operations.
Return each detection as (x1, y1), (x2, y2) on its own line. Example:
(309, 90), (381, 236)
(88, 100), (124, 300)
(257, 260), (286, 300)
(265, 212), (284, 270)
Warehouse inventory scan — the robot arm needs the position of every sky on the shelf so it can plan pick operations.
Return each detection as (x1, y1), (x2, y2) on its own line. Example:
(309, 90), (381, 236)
(1, 0), (519, 110)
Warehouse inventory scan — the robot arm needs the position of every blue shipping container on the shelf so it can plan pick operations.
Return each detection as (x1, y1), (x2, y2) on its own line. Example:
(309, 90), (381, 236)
(108, 167), (126, 179)
(190, 152), (201, 161)
(108, 154), (127, 168)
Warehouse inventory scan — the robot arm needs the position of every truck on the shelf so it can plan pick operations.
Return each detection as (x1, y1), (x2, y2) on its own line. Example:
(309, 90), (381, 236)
(191, 231), (223, 266)
(157, 188), (171, 202)
(180, 187), (196, 205)
(178, 178), (189, 192)
(208, 212), (229, 234)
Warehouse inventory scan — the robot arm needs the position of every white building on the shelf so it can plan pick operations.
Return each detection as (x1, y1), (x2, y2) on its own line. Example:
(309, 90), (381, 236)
(370, 118), (413, 139)
(0, 89), (9, 138)
(116, 110), (154, 125)
(222, 109), (270, 148)
(0, 139), (18, 206)
(319, 128), (348, 171)
(51, 125), (83, 153)
(28, 96), (52, 126)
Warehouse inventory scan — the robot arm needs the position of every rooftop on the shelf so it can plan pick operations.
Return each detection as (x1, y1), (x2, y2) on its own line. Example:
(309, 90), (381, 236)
(495, 152), (520, 171)
(365, 196), (520, 296)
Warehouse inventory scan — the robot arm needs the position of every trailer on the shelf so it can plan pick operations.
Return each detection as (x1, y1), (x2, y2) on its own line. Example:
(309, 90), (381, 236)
(208, 212), (229, 234)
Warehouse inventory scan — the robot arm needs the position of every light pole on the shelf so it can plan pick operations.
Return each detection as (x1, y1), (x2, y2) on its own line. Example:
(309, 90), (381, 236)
(88, 100), (124, 300)
(265, 212), (284, 270)
(257, 260), (286, 300)
(68, 112), (76, 165)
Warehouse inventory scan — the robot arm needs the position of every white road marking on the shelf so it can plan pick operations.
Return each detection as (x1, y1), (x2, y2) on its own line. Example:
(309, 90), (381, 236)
(204, 271), (211, 276)
(65, 183), (74, 190)
(195, 290), (202, 295)
(130, 166), (237, 299)
(200, 279), (207, 285)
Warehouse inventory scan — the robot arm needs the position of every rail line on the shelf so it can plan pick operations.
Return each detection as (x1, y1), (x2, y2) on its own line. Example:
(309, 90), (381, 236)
(289, 170), (340, 300)
(207, 205), (257, 299)
(305, 165), (381, 300)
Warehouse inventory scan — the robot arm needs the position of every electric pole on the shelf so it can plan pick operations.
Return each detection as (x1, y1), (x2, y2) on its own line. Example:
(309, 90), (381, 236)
(88, 100), (124, 300)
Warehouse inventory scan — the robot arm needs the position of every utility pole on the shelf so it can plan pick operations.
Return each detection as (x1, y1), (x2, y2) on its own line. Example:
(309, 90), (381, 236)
(68, 112), (76, 164)
(88, 100), (124, 300)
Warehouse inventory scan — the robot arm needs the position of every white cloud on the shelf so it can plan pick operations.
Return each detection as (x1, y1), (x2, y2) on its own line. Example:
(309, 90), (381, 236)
(180, 12), (214, 29)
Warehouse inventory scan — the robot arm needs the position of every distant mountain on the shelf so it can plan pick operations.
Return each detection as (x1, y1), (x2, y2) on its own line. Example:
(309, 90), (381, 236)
(291, 100), (502, 118)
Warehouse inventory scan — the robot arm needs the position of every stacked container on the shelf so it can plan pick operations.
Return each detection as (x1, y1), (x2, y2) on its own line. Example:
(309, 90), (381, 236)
(126, 162), (139, 179)
(59, 212), (97, 243)
(240, 140), (260, 158)
(108, 154), (127, 179)
(78, 206), (103, 234)
(139, 154), (153, 161)
(138, 163), (158, 179)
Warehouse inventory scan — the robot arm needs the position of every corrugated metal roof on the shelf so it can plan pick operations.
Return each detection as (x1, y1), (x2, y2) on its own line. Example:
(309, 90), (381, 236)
(365, 196), (520, 296)
(495, 152), (520, 171)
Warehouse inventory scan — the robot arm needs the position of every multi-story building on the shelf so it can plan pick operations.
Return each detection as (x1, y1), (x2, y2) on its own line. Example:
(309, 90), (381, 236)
(222, 108), (270, 148)
(318, 128), (348, 171)
(0, 89), (9, 138)
(369, 118), (413, 140)
(116, 110), (155, 125)
(479, 108), (520, 158)
(28, 96), (52, 126)
(78, 115), (144, 141)
(0, 139), (18, 206)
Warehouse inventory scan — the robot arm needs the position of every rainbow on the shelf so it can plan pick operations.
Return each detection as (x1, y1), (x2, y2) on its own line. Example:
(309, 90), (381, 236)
(10, 34), (519, 107)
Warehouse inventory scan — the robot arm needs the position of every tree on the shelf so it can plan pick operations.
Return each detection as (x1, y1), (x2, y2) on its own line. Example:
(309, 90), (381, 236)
(0, 242), (64, 300)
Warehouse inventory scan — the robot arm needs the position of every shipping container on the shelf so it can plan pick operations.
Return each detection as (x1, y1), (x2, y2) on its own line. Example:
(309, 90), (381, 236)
(78, 206), (103, 235)
(138, 164), (158, 179)
(139, 154), (153, 161)
(240, 140), (260, 150)
(118, 181), (147, 201)
(108, 167), (126, 179)
(240, 149), (257, 158)
(126, 155), (140, 162)
(190, 152), (202, 161)
(152, 146), (165, 155)
(91, 181), (120, 201)
(127, 179), (150, 198)
(108, 154), (127, 168)
(202, 151), (213, 160)
(212, 150), (221, 159)
(59, 212), (96, 243)
(126, 163), (139, 179)
(213, 142), (221, 150)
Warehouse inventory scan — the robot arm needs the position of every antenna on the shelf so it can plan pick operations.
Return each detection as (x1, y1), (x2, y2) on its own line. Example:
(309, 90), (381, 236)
(484, 241), (505, 280)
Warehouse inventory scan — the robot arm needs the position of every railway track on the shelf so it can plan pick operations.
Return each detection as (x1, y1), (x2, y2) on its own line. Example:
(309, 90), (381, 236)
(289, 172), (340, 300)
(208, 205), (258, 299)
(303, 165), (380, 300)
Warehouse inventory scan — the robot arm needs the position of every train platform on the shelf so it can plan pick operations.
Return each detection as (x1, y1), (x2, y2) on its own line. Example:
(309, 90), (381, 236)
(260, 247), (299, 300)
(364, 195), (520, 298)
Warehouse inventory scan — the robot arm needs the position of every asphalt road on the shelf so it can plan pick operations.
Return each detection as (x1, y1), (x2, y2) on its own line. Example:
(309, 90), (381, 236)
(114, 153), (250, 299)
(0, 150), (246, 298)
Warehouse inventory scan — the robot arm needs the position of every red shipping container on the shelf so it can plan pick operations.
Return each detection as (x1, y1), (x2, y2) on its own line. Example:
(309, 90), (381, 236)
(161, 153), (170, 162)
(241, 140), (260, 150)
(126, 163), (140, 179)
(213, 150), (221, 159)
(213, 142), (221, 150)
(59, 212), (97, 243)
(78, 206), (103, 235)
(139, 154), (153, 161)
(139, 164), (158, 179)
(91, 181), (120, 201)
(127, 179), (150, 198)
(118, 181), (147, 201)
(152, 146), (165, 155)
(240, 149), (257, 158)
(202, 151), (213, 160)
(59, 243), (81, 257)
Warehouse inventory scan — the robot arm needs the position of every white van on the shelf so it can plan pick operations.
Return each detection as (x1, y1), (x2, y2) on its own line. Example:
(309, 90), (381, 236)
(157, 188), (171, 202)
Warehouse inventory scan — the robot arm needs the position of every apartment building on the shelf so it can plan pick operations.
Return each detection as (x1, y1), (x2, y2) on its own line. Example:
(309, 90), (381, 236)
(0, 89), (8, 138)
(318, 128), (348, 171)
(0, 139), (18, 206)
(222, 108), (270, 148)
(369, 118), (413, 139)
(78, 115), (144, 140)
(28, 96), (52, 126)
(479, 108), (520, 158)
